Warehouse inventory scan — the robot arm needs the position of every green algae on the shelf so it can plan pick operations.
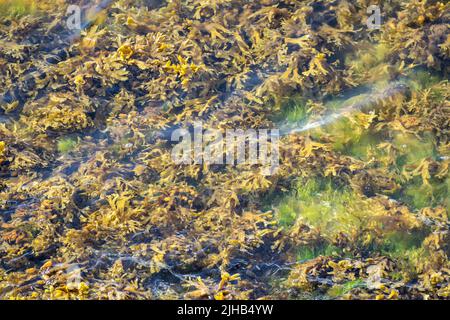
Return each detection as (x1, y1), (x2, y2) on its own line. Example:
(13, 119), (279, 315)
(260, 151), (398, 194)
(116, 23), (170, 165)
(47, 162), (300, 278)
(297, 244), (342, 262)
(387, 132), (448, 209)
(274, 176), (332, 228)
(275, 173), (433, 264)
(321, 118), (375, 155)
(343, 132), (382, 161)
(401, 176), (449, 210)
(327, 279), (366, 298)
(393, 132), (437, 167)
(0, 0), (38, 18)
(278, 97), (309, 124)
(57, 137), (78, 154)
(276, 196), (301, 228)
(284, 177), (367, 240)
(382, 231), (427, 253)
(407, 69), (444, 91)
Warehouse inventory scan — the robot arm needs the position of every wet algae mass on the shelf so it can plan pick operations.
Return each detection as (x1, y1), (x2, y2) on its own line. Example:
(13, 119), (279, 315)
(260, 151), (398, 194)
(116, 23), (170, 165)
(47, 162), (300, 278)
(0, 0), (449, 300)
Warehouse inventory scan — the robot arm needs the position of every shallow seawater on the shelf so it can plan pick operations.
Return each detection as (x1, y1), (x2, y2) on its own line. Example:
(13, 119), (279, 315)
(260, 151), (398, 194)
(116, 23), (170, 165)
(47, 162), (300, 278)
(0, 0), (449, 300)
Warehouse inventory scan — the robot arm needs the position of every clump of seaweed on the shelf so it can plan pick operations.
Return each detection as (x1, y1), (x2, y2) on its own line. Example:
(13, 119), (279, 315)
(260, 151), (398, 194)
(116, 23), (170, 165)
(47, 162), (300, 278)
(0, 0), (448, 300)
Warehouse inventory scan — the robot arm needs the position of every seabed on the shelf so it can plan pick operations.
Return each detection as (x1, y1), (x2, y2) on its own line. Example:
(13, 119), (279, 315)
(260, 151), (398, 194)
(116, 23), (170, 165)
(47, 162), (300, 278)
(0, 0), (449, 300)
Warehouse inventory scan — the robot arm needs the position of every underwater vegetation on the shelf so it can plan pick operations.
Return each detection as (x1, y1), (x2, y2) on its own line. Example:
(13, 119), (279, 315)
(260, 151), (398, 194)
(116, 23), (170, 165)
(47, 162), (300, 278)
(0, 0), (449, 300)
(0, 0), (37, 18)
(57, 137), (78, 154)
